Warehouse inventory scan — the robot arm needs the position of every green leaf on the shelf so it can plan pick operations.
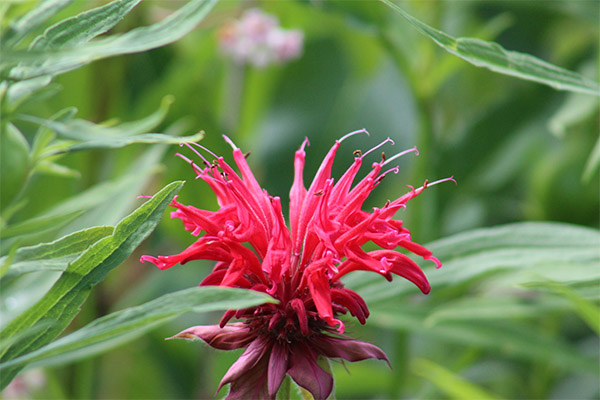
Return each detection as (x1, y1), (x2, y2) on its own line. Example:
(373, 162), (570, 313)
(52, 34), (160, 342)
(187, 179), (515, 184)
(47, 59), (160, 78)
(0, 123), (30, 212)
(0, 209), (85, 240)
(582, 136), (600, 182)
(1, 144), (165, 250)
(31, 0), (142, 49)
(2, 0), (219, 80)
(0, 287), (275, 370)
(424, 297), (569, 326)
(0, 226), (114, 280)
(2, 0), (73, 49)
(0, 180), (183, 389)
(381, 0), (600, 96)
(523, 280), (600, 335)
(413, 358), (500, 400)
(370, 307), (597, 372)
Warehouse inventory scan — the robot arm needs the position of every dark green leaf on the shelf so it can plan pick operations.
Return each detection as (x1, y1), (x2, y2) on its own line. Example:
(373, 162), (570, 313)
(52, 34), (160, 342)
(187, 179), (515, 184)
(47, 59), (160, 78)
(31, 0), (142, 49)
(0, 287), (275, 370)
(2, 0), (218, 80)
(381, 0), (600, 96)
(0, 226), (114, 280)
(2, 0), (73, 49)
(0, 181), (183, 389)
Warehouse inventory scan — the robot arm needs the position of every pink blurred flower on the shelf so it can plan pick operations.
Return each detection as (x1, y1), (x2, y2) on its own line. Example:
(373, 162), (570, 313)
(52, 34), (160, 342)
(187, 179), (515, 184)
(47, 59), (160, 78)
(141, 130), (454, 399)
(218, 9), (303, 67)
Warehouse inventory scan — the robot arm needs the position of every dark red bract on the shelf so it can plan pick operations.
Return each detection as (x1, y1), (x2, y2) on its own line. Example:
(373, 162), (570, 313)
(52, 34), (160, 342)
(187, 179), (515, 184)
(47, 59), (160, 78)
(141, 131), (452, 399)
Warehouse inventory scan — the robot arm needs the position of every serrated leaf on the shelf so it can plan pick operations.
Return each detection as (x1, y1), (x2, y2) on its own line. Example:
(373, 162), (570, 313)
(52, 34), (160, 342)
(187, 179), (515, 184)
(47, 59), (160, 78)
(0, 180), (183, 389)
(31, 0), (142, 49)
(0, 287), (275, 370)
(381, 0), (600, 96)
(2, 0), (73, 49)
(413, 358), (500, 400)
(2, 0), (218, 80)
(0, 226), (113, 280)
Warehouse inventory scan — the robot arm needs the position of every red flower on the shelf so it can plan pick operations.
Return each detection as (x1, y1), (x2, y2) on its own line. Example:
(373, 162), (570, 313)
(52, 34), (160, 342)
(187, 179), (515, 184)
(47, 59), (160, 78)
(141, 130), (453, 399)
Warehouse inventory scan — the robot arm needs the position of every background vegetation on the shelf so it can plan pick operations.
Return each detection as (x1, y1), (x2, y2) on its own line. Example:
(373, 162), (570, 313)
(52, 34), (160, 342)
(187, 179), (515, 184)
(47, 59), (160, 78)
(1, 0), (598, 399)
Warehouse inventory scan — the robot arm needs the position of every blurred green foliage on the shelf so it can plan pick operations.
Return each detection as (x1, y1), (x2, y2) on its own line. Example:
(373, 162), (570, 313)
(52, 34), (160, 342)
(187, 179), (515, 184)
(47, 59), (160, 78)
(0, 0), (598, 399)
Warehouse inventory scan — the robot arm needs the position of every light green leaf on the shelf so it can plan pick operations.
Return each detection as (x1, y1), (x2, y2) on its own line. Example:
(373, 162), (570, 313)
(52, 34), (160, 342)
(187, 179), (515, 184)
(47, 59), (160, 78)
(31, 0), (142, 49)
(381, 0), (600, 96)
(413, 358), (500, 400)
(523, 280), (600, 335)
(371, 307), (597, 372)
(0, 209), (84, 240)
(425, 297), (568, 326)
(0, 287), (275, 370)
(0, 180), (183, 389)
(0, 123), (30, 211)
(60, 131), (204, 154)
(582, 136), (600, 182)
(0, 226), (113, 280)
(2, 0), (218, 80)
(2, 0), (73, 49)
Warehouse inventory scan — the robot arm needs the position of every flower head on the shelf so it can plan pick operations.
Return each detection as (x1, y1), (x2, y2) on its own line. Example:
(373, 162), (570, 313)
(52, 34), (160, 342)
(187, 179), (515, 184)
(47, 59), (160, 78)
(141, 130), (454, 399)
(218, 8), (303, 68)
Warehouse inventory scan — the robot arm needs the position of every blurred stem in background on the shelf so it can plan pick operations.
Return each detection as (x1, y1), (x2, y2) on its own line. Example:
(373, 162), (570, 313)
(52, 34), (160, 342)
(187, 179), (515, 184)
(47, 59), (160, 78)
(220, 61), (246, 135)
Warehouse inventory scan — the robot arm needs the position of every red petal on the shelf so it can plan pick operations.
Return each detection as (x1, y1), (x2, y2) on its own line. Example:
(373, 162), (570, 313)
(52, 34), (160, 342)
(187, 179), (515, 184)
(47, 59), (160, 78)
(287, 343), (333, 400)
(169, 324), (253, 350)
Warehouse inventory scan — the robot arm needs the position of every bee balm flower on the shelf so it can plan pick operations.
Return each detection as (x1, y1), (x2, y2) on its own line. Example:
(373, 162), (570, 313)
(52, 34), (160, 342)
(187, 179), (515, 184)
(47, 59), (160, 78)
(141, 130), (454, 399)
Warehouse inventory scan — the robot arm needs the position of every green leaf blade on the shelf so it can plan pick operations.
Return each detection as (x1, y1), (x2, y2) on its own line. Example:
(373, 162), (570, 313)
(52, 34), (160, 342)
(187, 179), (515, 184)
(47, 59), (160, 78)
(381, 0), (600, 96)
(0, 181), (184, 389)
(0, 287), (275, 370)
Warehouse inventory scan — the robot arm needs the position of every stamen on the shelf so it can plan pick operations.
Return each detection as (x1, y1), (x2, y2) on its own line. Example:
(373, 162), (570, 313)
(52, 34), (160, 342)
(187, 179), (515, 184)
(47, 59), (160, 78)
(353, 149), (362, 157)
(339, 128), (369, 143)
(362, 137), (395, 158)
(222, 134), (238, 150)
(381, 146), (419, 167)
(175, 152), (203, 175)
(189, 141), (220, 160)
(426, 176), (457, 187)
(299, 136), (310, 151)
(136, 195), (153, 199)
(182, 142), (212, 167)
(376, 166), (400, 183)
(244, 152), (251, 159)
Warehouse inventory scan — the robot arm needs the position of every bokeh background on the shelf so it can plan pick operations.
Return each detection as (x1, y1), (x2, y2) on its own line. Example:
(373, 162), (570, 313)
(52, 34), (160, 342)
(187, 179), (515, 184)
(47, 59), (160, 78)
(1, 0), (598, 399)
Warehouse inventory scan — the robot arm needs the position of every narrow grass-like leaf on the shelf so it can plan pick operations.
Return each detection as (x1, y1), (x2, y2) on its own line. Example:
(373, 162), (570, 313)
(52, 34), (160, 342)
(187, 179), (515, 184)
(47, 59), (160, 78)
(2, 0), (218, 80)
(60, 132), (204, 154)
(0, 287), (275, 370)
(20, 98), (172, 140)
(523, 280), (600, 335)
(2, 0), (72, 49)
(413, 358), (500, 400)
(0, 226), (113, 280)
(31, 0), (142, 49)
(424, 297), (568, 326)
(0, 209), (85, 240)
(370, 307), (597, 372)
(0, 181), (183, 389)
(381, 0), (600, 96)
(582, 137), (600, 182)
